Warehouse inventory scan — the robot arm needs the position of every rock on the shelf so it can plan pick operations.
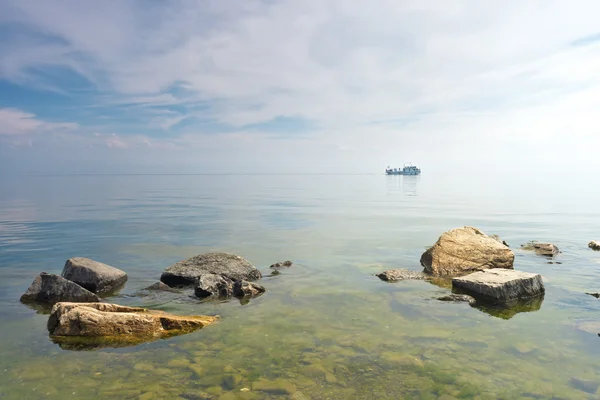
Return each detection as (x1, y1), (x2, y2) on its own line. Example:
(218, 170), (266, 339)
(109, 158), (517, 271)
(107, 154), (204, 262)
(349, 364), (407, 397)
(48, 302), (218, 339)
(61, 257), (128, 294)
(490, 234), (509, 247)
(452, 269), (544, 304)
(143, 282), (179, 292)
(160, 252), (261, 287)
(586, 293), (600, 299)
(194, 274), (233, 299)
(520, 241), (560, 257)
(233, 280), (266, 298)
(420, 226), (515, 276)
(437, 294), (476, 305)
(20, 273), (101, 305)
(589, 241), (600, 251)
(270, 270), (281, 276)
(270, 261), (293, 268)
(376, 269), (427, 282)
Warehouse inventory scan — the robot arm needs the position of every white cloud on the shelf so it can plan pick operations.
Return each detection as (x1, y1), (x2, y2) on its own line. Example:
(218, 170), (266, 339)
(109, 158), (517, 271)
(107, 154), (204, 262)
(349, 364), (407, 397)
(0, 108), (78, 135)
(0, 0), (599, 172)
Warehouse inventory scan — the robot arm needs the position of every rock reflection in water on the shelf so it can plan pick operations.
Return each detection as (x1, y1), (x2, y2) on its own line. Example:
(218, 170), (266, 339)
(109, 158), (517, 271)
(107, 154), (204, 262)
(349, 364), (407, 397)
(470, 294), (545, 320)
(49, 334), (166, 351)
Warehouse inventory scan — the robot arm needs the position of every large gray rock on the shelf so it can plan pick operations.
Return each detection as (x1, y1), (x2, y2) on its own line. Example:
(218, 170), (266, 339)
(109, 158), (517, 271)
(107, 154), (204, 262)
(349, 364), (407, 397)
(161, 252), (261, 287)
(194, 274), (234, 299)
(452, 269), (544, 304)
(20, 272), (101, 305)
(589, 241), (600, 251)
(520, 241), (559, 257)
(61, 257), (128, 294)
(420, 227), (515, 276)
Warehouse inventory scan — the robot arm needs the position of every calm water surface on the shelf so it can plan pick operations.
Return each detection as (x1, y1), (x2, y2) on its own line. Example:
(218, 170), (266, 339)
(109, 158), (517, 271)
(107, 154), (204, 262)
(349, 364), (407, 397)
(1, 174), (600, 399)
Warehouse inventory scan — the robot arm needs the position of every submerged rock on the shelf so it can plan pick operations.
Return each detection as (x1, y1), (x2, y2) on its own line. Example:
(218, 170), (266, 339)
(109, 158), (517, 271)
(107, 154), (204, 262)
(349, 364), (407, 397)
(48, 302), (218, 339)
(452, 269), (544, 304)
(20, 273), (101, 305)
(270, 260), (293, 268)
(437, 294), (476, 305)
(520, 241), (560, 257)
(233, 280), (266, 298)
(61, 257), (128, 294)
(420, 226), (515, 276)
(589, 241), (600, 251)
(132, 282), (182, 298)
(142, 282), (180, 292)
(194, 274), (234, 299)
(160, 252), (261, 287)
(376, 269), (426, 282)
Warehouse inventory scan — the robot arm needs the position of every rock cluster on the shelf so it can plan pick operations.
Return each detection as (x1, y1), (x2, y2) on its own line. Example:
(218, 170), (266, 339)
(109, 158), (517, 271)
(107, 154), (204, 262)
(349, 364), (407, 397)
(270, 260), (293, 268)
(160, 252), (261, 286)
(412, 226), (551, 311)
(162, 253), (267, 301)
(21, 257), (127, 306)
(589, 241), (600, 251)
(21, 252), (273, 348)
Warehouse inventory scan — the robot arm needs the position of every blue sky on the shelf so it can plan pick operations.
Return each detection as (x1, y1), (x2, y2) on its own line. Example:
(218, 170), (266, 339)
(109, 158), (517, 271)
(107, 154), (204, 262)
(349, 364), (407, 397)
(1, 0), (599, 174)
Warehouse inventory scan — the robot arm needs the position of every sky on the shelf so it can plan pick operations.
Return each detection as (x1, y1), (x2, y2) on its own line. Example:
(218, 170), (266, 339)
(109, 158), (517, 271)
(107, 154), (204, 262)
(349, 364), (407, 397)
(0, 0), (599, 174)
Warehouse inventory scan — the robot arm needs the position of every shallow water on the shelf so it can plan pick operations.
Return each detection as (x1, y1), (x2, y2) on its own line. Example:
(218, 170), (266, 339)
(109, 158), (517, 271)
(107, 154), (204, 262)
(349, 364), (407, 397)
(1, 173), (600, 399)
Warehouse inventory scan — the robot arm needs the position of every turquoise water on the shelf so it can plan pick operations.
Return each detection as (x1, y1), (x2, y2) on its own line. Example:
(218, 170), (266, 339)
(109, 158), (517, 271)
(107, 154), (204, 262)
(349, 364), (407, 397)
(1, 173), (600, 399)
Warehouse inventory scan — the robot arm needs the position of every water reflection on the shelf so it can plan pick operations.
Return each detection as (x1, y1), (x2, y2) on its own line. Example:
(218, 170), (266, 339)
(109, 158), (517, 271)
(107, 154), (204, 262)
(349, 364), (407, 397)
(470, 294), (545, 320)
(384, 175), (420, 197)
(402, 175), (420, 196)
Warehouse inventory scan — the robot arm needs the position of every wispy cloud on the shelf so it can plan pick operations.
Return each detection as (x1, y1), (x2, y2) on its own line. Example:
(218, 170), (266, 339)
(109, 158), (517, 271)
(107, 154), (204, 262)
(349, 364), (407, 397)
(0, 0), (599, 173)
(0, 108), (78, 135)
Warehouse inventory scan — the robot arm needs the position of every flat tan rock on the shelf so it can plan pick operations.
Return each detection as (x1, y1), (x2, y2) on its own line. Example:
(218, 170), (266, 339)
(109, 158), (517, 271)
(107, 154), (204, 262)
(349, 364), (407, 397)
(48, 302), (218, 339)
(420, 227), (514, 276)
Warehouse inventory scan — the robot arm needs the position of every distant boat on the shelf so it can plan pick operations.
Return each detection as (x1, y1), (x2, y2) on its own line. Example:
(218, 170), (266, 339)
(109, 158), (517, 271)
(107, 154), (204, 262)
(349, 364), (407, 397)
(385, 163), (421, 175)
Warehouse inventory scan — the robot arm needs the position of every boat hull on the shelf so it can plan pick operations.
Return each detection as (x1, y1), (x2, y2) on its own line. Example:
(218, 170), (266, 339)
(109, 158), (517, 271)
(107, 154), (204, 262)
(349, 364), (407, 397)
(385, 170), (421, 176)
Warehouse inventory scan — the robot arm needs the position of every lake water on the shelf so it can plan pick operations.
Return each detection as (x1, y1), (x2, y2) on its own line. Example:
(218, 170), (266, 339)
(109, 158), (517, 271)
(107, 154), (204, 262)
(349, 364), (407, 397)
(1, 173), (600, 400)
